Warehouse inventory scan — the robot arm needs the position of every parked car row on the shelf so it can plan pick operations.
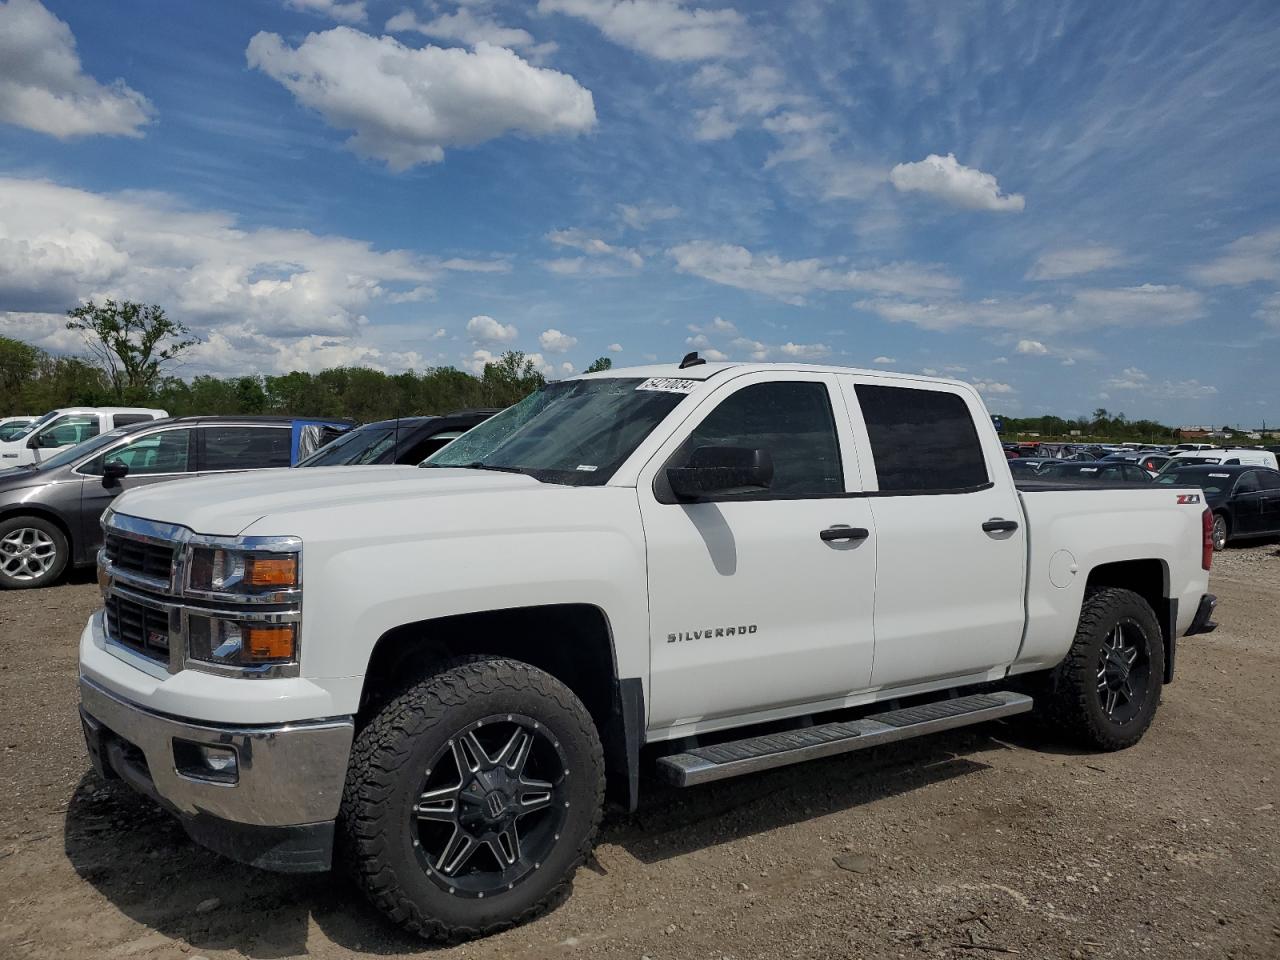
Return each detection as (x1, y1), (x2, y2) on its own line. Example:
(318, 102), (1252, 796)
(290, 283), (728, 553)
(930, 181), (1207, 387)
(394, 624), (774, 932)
(0, 408), (498, 589)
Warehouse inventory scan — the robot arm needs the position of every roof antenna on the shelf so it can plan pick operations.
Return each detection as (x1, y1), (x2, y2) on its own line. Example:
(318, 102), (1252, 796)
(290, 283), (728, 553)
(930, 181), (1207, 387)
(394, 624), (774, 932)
(679, 351), (706, 369)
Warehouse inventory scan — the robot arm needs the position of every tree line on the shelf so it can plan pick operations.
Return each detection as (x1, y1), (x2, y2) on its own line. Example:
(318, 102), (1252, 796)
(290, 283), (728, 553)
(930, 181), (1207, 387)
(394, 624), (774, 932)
(1, 300), (1213, 438)
(1, 300), (613, 422)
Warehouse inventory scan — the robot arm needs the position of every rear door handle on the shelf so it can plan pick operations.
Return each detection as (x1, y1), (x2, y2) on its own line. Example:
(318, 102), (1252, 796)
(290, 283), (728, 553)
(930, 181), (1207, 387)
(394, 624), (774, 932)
(982, 518), (1019, 533)
(820, 526), (870, 542)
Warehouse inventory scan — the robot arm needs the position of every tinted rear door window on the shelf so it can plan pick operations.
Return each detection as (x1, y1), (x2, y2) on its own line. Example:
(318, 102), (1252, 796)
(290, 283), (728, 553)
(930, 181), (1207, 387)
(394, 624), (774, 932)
(855, 385), (988, 492)
(201, 427), (291, 470)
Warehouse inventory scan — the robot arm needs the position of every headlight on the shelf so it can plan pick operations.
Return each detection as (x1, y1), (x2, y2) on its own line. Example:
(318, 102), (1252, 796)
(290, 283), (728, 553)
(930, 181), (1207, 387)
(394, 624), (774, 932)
(187, 616), (298, 668)
(188, 547), (299, 595)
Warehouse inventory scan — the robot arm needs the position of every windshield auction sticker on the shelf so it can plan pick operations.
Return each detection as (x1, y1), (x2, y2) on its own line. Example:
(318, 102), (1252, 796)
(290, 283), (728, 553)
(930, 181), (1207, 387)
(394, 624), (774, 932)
(636, 377), (700, 394)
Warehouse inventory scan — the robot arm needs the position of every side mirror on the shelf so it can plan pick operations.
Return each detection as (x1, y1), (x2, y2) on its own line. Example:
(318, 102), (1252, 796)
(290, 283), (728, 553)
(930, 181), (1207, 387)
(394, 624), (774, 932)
(26, 434), (42, 449)
(667, 446), (773, 501)
(102, 460), (129, 484)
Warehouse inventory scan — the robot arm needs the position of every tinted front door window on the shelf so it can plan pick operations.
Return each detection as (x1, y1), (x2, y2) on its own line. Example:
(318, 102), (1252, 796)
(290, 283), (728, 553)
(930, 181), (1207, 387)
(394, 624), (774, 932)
(670, 381), (843, 496)
(86, 430), (193, 475)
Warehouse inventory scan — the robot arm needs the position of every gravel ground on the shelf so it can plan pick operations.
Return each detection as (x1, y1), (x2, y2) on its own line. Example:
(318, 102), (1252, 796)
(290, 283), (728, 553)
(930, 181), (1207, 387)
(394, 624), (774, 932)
(1, 543), (1277, 960)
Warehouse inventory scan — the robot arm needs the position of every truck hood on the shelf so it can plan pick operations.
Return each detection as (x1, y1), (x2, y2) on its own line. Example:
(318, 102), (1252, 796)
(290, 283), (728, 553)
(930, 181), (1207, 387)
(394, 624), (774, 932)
(111, 466), (547, 536)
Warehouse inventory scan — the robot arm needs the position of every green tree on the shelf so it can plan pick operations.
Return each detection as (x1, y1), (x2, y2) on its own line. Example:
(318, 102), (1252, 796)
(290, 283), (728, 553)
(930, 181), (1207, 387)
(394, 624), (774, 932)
(0, 336), (42, 414)
(481, 351), (546, 406)
(66, 300), (199, 401)
(584, 356), (612, 373)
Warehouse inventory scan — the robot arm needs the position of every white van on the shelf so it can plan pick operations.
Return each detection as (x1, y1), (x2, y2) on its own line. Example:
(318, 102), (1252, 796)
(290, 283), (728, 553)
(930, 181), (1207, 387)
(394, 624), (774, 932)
(0, 407), (168, 467)
(1161, 448), (1279, 472)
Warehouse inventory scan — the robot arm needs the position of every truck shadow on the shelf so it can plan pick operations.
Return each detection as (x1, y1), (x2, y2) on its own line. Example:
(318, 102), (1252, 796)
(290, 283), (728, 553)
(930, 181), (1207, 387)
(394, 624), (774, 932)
(62, 725), (1010, 956)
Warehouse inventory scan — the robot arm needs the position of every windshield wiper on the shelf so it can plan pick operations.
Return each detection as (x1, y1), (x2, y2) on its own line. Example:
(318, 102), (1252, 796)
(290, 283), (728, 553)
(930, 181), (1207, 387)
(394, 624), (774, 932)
(421, 461), (528, 475)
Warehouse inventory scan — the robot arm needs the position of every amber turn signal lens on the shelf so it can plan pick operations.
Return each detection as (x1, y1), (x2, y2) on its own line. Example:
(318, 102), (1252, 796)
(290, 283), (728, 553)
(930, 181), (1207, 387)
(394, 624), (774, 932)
(244, 624), (297, 662)
(246, 555), (298, 588)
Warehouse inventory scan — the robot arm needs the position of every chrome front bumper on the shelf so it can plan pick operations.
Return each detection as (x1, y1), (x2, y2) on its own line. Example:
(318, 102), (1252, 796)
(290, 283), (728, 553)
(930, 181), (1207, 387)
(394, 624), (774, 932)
(79, 676), (353, 872)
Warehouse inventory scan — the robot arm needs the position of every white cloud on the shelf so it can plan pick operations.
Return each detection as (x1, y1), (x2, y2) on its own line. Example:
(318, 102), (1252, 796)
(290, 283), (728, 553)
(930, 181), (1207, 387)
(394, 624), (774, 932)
(701, 348), (728, 361)
(1104, 367), (1218, 400)
(560, 360), (575, 374)
(1191, 228), (1280, 286)
(1072, 283), (1204, 324)
(285, 0), (366, 23)
(1027, 246), (1126, 280)
(688, 316), (737, 335)
(0, 176), (493, 375)
(246, 28), (595, 170)
(464, 348), (499, 374)
(0, 0), (154, 139)
(539, 328), (578, 353)
(385, 7), (556, 58)
(889, 153), (1025, 213)
(617, 202), (680, 230)
(466, 314), (518, 343)
(670, 241), (959, 304)
(778, 341), (831, 360)
(537, 0), (745, 62)
(992, 356), (1008, 364)
(970, 379), (1015, 395)
(1060, 356), (1077, 366)
(857, 297), (1059, 333)
(1016, 339), (1049, 355)
(921, 367), (939, 376)
(730, 337), (769, 361)
(1255, 292), (1280, 329)
(857, 283), (1203, 335)
(607, 342), (623, 352)
(872, 356), (895, 364)
(546, 228), (643, 270)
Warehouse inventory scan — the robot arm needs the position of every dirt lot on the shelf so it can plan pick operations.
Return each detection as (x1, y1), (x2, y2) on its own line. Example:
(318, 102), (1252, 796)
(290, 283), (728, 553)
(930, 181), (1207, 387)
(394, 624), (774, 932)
(1, 546), (1277, 960)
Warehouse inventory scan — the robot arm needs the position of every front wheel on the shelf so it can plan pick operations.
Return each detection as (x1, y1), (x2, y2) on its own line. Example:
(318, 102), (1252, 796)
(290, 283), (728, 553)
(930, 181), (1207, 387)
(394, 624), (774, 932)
(0, 515), (69, 589)
(1211, 512), (1229, 551)
(1038, 587), (1165, 751)
(339, 657), (604, 941)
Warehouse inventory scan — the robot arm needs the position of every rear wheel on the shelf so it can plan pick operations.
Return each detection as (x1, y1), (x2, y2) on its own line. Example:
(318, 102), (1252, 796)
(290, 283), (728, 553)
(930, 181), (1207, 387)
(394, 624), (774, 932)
(339, 657), (604, 941)
(1038, 587), (1164, 751)
(0, 515), (69, 590)
(1211, 512), (1229, 551)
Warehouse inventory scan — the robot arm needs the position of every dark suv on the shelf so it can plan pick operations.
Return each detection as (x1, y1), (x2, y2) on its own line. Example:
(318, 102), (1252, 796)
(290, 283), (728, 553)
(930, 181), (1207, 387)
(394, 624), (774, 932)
(296, 410), (498, 466)
(0, 416), (347, 590)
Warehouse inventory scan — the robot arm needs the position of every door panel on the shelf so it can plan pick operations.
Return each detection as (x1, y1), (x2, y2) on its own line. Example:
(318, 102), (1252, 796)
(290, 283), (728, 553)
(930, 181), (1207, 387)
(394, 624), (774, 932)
(1230, 473), (1263, 536)
(638, 373), (877, 732)
(1259, 472), (1280, 534)
(839, 377), (1027, 689)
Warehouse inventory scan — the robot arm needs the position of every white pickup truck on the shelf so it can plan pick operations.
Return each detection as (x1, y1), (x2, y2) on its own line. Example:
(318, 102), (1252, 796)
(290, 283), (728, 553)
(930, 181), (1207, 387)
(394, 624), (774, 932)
(78, 360), (1218, 940)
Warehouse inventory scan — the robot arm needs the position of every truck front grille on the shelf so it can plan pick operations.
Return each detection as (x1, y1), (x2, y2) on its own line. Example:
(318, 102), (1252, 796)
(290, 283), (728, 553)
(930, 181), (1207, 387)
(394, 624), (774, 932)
(104, 595), (171, 661)
(104, 533), (173, 583)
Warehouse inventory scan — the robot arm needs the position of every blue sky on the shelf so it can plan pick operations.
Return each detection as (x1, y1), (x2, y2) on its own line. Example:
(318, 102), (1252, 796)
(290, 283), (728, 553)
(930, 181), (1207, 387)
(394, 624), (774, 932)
(1, 0), (1278, 425)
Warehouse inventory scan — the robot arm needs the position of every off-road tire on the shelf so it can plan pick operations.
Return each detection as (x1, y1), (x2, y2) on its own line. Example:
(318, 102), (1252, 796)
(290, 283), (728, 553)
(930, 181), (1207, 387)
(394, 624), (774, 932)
(339, 656), (605, 942)
(0, 515), (69, 590)
(1038, 587), (1164, 751)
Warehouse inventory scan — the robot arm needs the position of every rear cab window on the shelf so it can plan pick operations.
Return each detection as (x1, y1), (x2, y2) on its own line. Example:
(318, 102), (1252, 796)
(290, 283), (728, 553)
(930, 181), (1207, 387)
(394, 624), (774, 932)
(849, 382), (990, 492)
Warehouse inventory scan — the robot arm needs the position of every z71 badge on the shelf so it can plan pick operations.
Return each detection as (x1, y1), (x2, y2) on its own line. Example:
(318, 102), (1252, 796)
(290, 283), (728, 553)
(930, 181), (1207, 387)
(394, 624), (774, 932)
(1177, 493), (1201, 505)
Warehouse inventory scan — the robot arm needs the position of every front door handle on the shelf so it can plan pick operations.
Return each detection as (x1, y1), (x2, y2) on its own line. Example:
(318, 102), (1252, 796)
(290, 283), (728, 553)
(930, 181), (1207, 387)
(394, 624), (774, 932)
(820, 525), (870, 542)
(982, 518), (1019, 534)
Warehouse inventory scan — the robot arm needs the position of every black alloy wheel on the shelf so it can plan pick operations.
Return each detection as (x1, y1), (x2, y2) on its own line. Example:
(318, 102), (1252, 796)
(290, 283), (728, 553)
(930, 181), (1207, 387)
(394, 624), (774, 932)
(1095, 619), (1151, 725)
(412, 715), (569, 898)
